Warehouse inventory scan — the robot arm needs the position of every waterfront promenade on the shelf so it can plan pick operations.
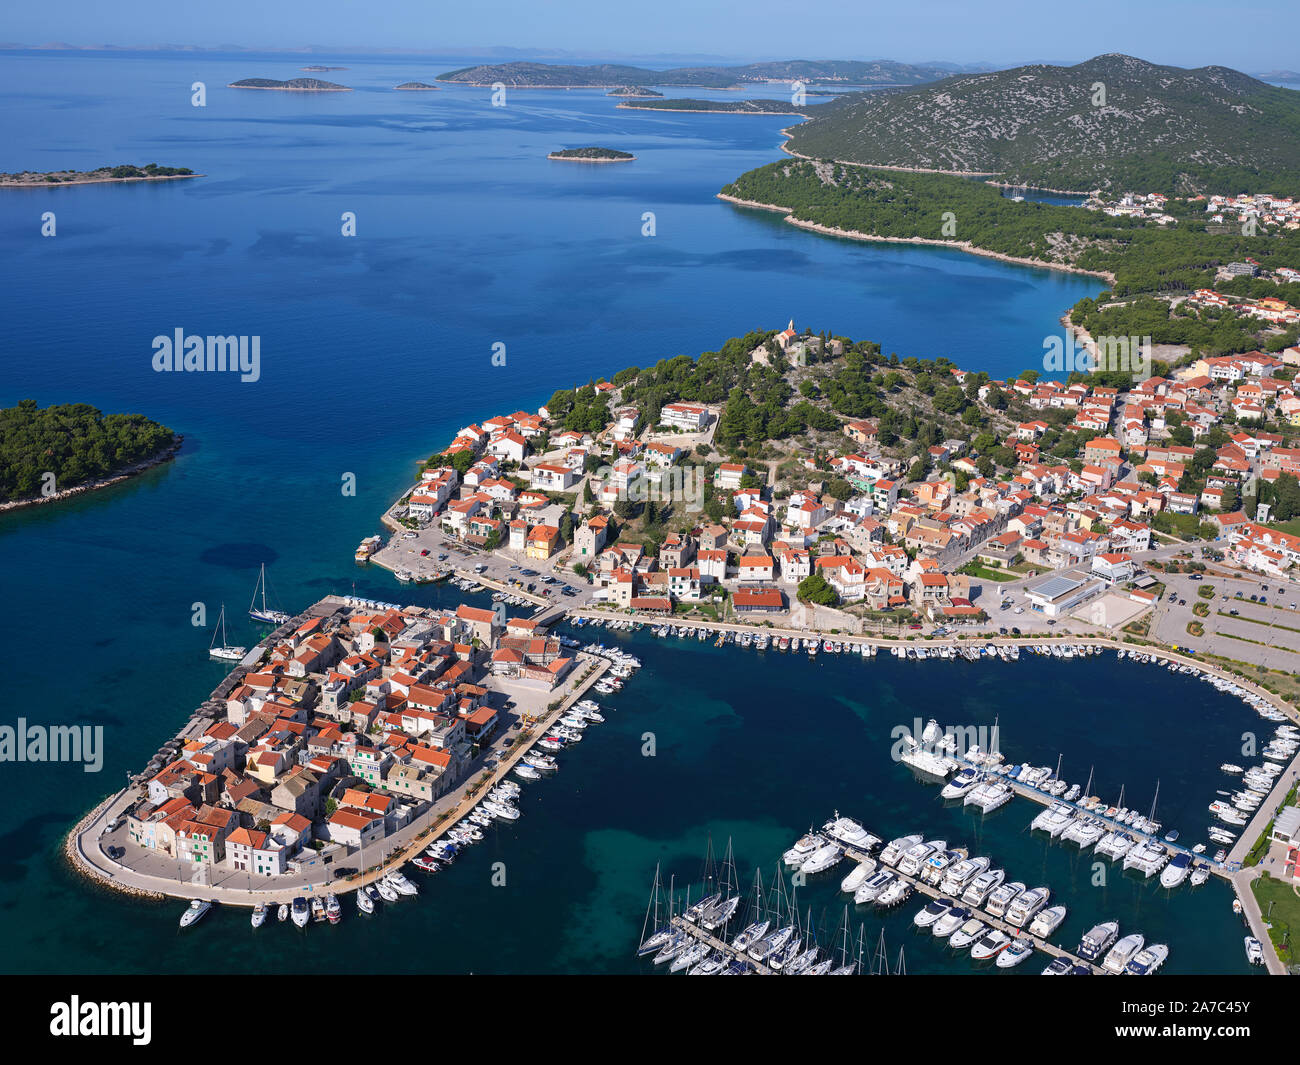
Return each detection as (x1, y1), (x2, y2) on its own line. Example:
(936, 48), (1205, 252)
(65, 576), (1299, 972)
(66, 634), (610, 908)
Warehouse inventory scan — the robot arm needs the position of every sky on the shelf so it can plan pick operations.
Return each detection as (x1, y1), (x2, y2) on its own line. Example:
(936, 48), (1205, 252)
(2, 0), (1294, 71)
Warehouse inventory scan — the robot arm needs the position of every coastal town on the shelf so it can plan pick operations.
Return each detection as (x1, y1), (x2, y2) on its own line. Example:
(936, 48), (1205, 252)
(78, 591), (624, 922)
(372, 320), (1300, 649)
(63, 313), (1300, 978)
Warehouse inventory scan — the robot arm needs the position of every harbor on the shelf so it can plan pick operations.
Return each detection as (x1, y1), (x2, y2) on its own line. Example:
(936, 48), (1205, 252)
(68, 592), (626, 920)
(638, 816), (1150, 975)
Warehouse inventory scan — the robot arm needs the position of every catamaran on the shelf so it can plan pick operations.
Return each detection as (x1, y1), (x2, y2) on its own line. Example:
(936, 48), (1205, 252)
(248, 563), (290, 624)
(208, 604), (246, 661)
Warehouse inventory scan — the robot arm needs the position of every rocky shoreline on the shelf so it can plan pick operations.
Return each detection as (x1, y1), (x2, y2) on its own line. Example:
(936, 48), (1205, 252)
(716, 192), (1116, 283)
(0, 437), (183, 513)
(0, 173), (200, 189)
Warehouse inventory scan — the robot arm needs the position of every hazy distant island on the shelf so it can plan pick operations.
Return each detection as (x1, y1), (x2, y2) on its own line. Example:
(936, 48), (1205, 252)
(0, 400), (179, 509)
(228, 77), (351, 91)
(0, 163), (197, 187)
(617, 97), (812, 116)
(394, 81), (441, 91)
(607, 86), (663, 97)
(548, 147), (636, 163)
(302, 65), (347, 71)
(436, 59), (980, 89)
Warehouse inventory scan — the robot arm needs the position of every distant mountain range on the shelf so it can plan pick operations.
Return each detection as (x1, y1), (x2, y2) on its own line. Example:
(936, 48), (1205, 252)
(784, 54), (1300, 194)
(435, 59), (974, 88)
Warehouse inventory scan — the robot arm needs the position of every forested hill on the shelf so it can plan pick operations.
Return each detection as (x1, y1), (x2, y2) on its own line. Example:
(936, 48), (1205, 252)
(721, 160), (1300, 357)
(0, 401), (177, 503)
(784, 54), (1300, 196)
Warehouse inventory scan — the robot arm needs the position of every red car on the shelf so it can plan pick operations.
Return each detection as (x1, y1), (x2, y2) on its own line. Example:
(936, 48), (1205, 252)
(420, 549), (430, 556)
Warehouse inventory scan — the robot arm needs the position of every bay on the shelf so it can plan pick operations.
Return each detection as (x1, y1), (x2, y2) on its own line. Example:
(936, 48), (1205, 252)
(0, 52), (1246, 975)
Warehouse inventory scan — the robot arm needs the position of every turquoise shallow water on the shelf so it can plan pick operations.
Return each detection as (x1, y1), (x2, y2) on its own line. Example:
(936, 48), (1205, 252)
(0, 51), (1251, 975)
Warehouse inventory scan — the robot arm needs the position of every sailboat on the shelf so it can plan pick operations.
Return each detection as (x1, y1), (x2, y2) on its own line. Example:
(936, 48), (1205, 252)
(208, 604), (246, 661)
(249, 563), (290, 625)
(637, 863), (672, 956)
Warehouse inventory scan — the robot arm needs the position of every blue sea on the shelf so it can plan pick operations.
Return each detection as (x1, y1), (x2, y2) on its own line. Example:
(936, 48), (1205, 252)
(0, 51), (1254, 974)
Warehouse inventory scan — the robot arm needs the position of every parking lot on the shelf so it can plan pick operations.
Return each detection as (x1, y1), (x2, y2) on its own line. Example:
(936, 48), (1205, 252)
(373, 520), (597, 609)
(1151, 569), (1300, 669)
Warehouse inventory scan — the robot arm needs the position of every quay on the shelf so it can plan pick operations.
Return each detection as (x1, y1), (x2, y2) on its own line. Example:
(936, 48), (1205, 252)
(668, 915), (776, 974)
(660, 840), (1104, 974)
(66, 597), (612, 908)
(837, 841), (1106, 974)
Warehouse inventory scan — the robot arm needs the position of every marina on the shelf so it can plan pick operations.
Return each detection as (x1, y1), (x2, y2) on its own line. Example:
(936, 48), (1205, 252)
(638, 816), (1145, 975)
(40, 583), (1264, 973)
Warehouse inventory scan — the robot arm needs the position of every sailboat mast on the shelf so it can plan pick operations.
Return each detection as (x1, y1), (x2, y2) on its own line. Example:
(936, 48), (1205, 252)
(638, 862), (661, 946)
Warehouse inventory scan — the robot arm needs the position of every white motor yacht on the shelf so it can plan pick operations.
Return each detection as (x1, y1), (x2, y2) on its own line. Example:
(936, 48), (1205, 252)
(783, 830), (826, 868)
(939, 855), (989, 895)
(822, 815), (881, 853)
(876, 878), (912, 908)
(970, 928), (1011, 960)
(940, 767), (981, 800)
(996, 937), (1034, 968)
(1102, 933), (1145, 974)
(180, 899), (212, 928)
(914, 898), (952, 929)
(1028, 904), (1067, 938)
(1079, 923), (1120, 964)
(961, 868), (1005, 907)
(985, 880), (1025, 919)
(801, 842), (846, 875)
(963, 780), (1013, 813)
(949, 917), (988, 950)
(897, 839), (944, 877)
(1125, 943), (1169, 975)
(291, 896), (310, 928)
(854, 870), (896, 905)
(932, 907), (970, 938)
(921, 847), (965, 886)
(840, 859), (877, 894)
(1006, 886), (1050, 927)
(879, 834), (922, 866)
(1160, 852), (1192, 889)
